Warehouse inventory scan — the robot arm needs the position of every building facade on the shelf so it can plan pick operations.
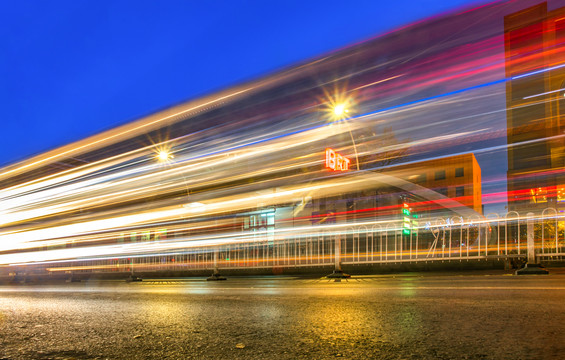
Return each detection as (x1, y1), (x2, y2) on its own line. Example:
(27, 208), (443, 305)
(505, 2), (565, 212)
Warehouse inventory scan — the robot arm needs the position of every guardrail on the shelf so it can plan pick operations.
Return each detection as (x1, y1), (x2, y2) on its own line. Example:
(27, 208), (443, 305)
(37, 207), (565, 276)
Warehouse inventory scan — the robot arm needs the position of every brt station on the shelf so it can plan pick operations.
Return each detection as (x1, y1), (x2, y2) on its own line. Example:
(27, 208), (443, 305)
(2, 0), (565, 281)
(3, 175), (489, 281)
(0, 141), (509, 280)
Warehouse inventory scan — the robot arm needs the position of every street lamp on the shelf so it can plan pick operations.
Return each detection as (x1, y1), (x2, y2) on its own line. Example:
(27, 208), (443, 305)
(154, 146), (224, 280)
(327, 100), (359, 171)
(126, 147), (174, 282)
(324, 97), (358, 280)
(333, 104), (349, 117)
(156, 150), (173, 162)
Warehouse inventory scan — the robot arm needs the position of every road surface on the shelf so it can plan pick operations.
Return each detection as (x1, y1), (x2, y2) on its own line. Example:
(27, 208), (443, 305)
(1, 271), (564, 359)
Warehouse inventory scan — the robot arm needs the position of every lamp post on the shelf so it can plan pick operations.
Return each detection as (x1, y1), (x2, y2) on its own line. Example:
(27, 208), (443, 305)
(331, 103), (360, 171)
(126, 148), (174, 282)
(155, 148), (227, 279)
(325, 102), (356, 280)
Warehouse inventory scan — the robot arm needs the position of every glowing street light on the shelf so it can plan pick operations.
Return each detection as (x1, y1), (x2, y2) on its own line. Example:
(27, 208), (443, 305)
(333, 104), (349, 117)
(156, 150), (173, 162)
(326, 98), (359, 170)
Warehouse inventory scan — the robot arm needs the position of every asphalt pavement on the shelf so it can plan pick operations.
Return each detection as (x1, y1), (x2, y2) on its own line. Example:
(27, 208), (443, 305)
(1, 270), (564, 359)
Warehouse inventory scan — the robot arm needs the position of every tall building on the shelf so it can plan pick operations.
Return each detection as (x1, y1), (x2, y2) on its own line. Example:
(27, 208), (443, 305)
(505, 2), (565, 212)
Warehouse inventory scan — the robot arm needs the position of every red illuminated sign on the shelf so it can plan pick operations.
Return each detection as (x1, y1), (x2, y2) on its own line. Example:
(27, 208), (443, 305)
(325, 148), (351, 171)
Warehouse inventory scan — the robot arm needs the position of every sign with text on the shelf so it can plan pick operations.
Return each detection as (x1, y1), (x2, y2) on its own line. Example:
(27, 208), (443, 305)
(325, 148), (351, 171)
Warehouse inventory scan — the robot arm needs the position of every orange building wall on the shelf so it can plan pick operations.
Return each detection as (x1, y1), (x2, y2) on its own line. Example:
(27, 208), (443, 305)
(387, 153), (482, 214)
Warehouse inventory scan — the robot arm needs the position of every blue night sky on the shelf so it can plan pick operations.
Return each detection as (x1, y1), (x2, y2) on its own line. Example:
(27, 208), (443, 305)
(0, 0), (481, 167)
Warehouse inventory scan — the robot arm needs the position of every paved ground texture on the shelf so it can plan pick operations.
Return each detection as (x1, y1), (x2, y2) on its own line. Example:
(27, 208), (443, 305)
(1, 270), (565, 359)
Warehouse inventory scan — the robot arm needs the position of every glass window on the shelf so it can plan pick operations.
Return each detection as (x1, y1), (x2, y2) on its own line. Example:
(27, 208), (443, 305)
(155, 229), (167, 241)
(437, 187), (448, 196)
(557, 186), (565, 203)
(530, 187), (547, 203)
(455, 167), (464, 177)
(267, 213), (275, 225)
(455, 186), (464, 198)
(435, 170), (446, 180)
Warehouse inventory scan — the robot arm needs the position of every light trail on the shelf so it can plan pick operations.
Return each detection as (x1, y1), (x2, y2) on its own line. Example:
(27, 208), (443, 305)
(2, 1), (565, 276)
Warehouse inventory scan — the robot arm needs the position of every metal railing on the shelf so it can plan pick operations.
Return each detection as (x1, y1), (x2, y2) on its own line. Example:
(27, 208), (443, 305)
(41, 207), (565, 275)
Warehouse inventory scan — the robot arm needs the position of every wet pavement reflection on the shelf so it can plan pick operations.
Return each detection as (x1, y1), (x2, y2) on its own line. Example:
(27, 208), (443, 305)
(1, 273), (565, 359)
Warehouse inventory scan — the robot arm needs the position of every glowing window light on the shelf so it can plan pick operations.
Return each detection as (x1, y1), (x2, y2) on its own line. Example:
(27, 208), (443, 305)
(558, 187), (565, 202)
(530, 187), (547, 203)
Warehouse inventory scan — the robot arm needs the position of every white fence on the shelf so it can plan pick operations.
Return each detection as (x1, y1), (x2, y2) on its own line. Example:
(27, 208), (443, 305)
(38, 208), (565, 276)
